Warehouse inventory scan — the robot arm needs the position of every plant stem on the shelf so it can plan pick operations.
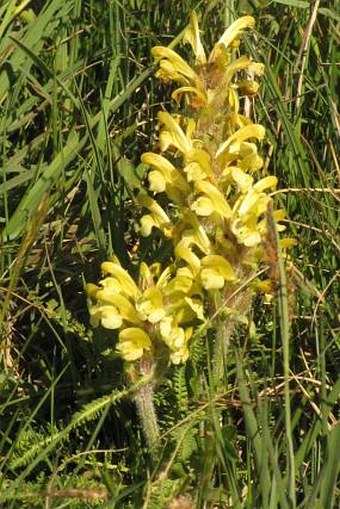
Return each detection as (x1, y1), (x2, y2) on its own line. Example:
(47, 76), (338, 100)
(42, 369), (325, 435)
(133, 356), (160, 452)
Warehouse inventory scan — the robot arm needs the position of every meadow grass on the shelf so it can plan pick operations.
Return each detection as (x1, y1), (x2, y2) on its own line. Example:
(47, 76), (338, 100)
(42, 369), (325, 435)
(0, 1), (339, 507)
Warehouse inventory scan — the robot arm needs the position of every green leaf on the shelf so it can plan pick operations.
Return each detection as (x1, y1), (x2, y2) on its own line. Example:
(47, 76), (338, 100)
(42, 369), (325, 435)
(2, 129), (86, 240)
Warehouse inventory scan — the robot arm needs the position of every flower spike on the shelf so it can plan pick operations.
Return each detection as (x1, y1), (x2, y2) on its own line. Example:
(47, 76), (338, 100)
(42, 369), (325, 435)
(87, 12), (289, 371)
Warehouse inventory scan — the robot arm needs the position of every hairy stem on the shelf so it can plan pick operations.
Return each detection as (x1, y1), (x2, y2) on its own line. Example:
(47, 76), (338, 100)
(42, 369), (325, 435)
(133, 356), (160, 451)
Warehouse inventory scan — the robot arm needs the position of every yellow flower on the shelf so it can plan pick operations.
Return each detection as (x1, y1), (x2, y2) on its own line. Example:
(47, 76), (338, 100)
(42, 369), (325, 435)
(220, 56), (260, 90)
(236, 177), (277, 217)
(209, 16), (255, 63)
(227, 166), (254, 193)
(158, 112), (193, 155)
(183, 11), (207, 65)
(138, 194), (172, 237)
(227, 177), (277, 247)
(216, 124), (266, 161)
(101, 260), (140, 299)
(175, 244), (201, 275)
(141, 152), (190, 199)
(191, 180), (232, 219)
(159, 318), (192, 364)
(86, 13), (289, 371)
(95, 292), (142, 324)
(174, 211), (211, 255)
(257, 208), (286, 235)
(185, 296), (205, 321)
(86, 261), (143, 329)
(117, 328), (152, 362)
(237, 142), (264, 173)
(200, 255), (237, 290)
(152, 46), (202, 88)
(136, 287), (166, 323)
(89, 304), (123, 329)
(231, 218), (262, 247)
(172, 86), (208, 108)
(188, 148), (212, 169)
(163, 273), (194, 297)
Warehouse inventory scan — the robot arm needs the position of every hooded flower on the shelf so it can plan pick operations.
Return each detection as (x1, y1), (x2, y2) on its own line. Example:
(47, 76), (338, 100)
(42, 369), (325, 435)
(141, 152), (190, 202)
(209, 16), (255, 63)
(117, 328), (152, 362)
(183, 11), (207, 65)
(158, 112), (194, 155)
(200, 255), (237, 290)
(151, 46), (203, 90)
(137, 194), (173, 238)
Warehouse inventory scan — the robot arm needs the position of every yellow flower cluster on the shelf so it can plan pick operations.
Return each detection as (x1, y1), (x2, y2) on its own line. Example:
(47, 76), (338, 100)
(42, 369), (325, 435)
(87, 14), (287, 365)
(139, 14), (285, 287)
(87, 258), (204, 364)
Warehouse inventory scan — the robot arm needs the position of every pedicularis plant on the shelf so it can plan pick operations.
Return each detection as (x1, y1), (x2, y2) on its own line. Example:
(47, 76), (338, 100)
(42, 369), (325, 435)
(86, 13), (291, 448)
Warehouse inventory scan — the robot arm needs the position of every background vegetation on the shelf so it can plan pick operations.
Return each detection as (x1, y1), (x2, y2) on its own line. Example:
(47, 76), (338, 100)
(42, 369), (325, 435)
(0, 0), (339, 507)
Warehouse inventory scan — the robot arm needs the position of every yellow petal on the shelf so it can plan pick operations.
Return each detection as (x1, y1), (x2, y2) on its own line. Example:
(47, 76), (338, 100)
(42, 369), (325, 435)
(148, 170), (166, 193)
(136, 287), (165, 323)
(209, 16), (255, 62)
(183, 11), (206, 64)
(237, 80), (260, 96)
(152, 46), (201, 86)
(238, 142), (264, 172)
(231, 167), (254, 193)
(89, 305), (122, 329)
(86, 283), (101, 300)
(158, 111), (193, 154)
(280, 237), (297, 249)
(156, 265), (172, 289)
(200, 268), (225, 290)
(172, 86), (207, 107)
(175, 244), (201, 273)
(219, 55), (254, 87)
(216, 124), (265, 159)
(101, 261), (139, 298)
(186, 148), (213, 176)
(185, 297), (205, 321)
(170, 347), (189, 364)
(142, 152), (175, 174)
(201, 255), (236, 282)
(248, 61), (265, 76)
(253, 176), (277, 192)
(117, 327), (152, 361)
(194, 180), (232, 218)
(191, 196), (215, 216)
(238, 190), (269, 217)
(160, 318), (185, 348)
(163, 274), (193, 295)
(142, 152), (189, 194)
(140, 215), (157, 237)
(176, 212), (211, 254)
(138, 195), (172, 236)
(176, 266), (195, 279)
(138, 261), (154, 290)
(155, 60), (188, 85)
(99, 277), (122, 293)
(183, 161), (208, 182)
(235, 227), (261, 247)
(113, 294), (142, 324)
(93, 284), (120, 303)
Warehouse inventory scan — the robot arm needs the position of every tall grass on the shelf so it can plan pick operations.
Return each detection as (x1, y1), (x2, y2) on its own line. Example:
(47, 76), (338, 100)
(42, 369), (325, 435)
(0, 0), (339, 507)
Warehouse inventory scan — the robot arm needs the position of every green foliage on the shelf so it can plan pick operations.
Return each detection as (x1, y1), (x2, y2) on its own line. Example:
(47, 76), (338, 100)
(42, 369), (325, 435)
(0, 0), (339, 507)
